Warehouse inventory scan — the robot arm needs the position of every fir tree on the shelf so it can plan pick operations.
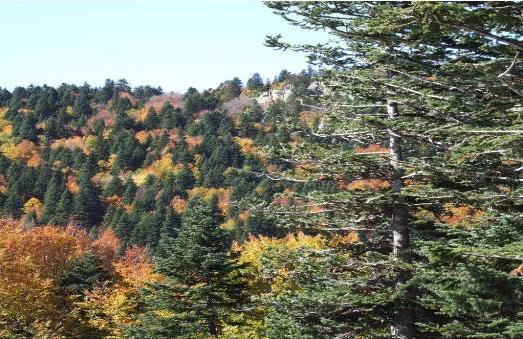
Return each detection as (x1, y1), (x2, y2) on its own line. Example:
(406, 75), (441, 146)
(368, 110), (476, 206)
(73, 158), (103, 227)
(264, 2), (523, 337)
(130, 196), (245, 337)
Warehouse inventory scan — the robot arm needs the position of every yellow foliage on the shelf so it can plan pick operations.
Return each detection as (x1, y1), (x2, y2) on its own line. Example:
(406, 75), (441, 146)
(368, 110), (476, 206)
(1, 140), (41, 167)
(51, 136), (92, 154)
(0, 108), (13, 143)
(23, 197), (44, 219)
(220, 218), (236, 230)
(129, 107), (149, 122)
(78, 246), (163, 337)
(329, 231), (359, 247)
(133, 154), (183, 185)
(233, 232), (325, 294)
(189, 187), (232, 215)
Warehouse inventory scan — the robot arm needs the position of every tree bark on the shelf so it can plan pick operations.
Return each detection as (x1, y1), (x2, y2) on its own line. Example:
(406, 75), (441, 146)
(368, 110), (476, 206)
(388, 101), (415, 339)
(207, 295), (218, 336)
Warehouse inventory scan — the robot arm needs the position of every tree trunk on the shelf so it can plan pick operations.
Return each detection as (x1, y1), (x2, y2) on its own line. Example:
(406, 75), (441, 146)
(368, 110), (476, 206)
(207, 295), (218, 336)
(388, 101), (415, 339)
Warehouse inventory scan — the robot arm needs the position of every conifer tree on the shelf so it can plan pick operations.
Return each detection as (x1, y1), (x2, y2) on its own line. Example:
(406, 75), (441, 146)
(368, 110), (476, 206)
(52, 187), (73, 225)
(263, 2), (523, 338)
(60, 252), (108, 295)
(74, 158), (103, 227)
(42, 172), (62, 223)
(130, 196), (245, 337)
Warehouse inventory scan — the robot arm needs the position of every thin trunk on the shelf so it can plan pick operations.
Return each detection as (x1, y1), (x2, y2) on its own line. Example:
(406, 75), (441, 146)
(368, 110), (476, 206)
(388, 101), (415, 339)
(207, 295), (218, 336)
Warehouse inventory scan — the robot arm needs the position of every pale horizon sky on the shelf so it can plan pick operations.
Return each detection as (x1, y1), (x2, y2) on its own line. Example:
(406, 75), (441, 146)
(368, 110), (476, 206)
(0, 1), (326, 93)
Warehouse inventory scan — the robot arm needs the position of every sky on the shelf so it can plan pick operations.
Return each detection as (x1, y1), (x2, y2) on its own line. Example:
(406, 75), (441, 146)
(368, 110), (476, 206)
(0, 1), (326, 92)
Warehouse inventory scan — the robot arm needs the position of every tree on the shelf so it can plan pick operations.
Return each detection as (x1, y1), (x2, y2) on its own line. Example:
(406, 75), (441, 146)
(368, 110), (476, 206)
(104, 175), (124, 197)
(130, 196), (245, 337)
(74, 158), (103, 227)
(247, 73), (264, 90)
(143, 107), (160, 130)
(42, 172), (62, 223)
(264, 2), (523, 338)
(0, 220), (89, 337)
(60, 252), (108, 295)
(52, 187), (73, 225)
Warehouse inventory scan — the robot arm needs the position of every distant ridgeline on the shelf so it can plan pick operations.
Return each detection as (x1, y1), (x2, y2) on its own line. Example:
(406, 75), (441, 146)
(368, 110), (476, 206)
(0, 69), (315, 248)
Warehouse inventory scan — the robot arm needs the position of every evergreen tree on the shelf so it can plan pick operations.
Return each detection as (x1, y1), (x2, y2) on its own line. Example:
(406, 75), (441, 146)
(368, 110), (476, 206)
(247, 73), (264, 91)
(60, 252), (108, 295)
(103, 175), (124, 197)
(144, 107), (160, 130)
(73, 158), (103, 227)
(52, 187), (73, 225)
(130, 196), (245, 337)
(42, 172), (62, 223)
(264, 2), (523, 337)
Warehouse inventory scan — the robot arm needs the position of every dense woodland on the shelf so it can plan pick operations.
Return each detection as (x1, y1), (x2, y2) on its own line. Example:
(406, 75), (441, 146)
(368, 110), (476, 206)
(0, 2), (522, 338)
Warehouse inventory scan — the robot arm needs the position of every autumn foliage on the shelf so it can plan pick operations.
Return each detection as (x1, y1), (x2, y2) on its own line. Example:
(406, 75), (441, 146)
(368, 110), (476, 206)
(0, 219), (159, 337)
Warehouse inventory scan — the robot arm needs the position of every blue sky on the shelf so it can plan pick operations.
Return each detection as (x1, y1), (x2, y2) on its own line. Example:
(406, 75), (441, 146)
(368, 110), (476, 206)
(0, 1), (325, 92)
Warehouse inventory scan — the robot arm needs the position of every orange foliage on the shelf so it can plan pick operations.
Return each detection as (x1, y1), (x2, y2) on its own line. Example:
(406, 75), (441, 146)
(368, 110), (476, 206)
(66, 175), (80, 194)
(0, 175), (7, 193)
(145, 92), (183, 111)
(80, 246), (162, 336)
(184, 135), (204, 150)
(171, 196), (188, 214)
(510, 264), (523, 277)
(113, 246), (158, 287)
(92, 228), (121, 268)
(0, 218), (161, 337)
(354, 144), (390, 154)
(0, 219), (89, 334)
(338, 178), (391, 191)
(104, 194), (122, 207)
(118, 92), (139, 106)
(440, 203), (485, 226)
(239, 210), (250, 222)
(271, 188), (304, 207)
(1, 140), (41, 167)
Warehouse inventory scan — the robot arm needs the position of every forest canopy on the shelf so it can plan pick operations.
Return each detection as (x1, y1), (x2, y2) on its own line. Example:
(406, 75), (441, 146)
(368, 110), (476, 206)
(0, 2), (522, 338)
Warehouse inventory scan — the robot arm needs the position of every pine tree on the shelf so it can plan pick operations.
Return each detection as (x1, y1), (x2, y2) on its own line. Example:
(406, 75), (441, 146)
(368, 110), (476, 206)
(263, 2), (523, 338)
(103, 175), (124, 197)
(74, 158), (103, 227)
(130, 196), (245, 337)
(60, 252), (108, 295)
(42, 172), (62, 223)
(52, 188), (73, 225)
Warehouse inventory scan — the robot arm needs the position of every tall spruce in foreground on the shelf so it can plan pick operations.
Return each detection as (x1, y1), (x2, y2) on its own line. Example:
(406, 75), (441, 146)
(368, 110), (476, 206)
(129, 196), (245, 338)
(263, 2), (523, 338)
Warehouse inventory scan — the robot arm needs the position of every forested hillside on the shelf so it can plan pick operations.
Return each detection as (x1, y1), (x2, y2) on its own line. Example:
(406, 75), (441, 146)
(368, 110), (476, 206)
(1, 2), (522, 339)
